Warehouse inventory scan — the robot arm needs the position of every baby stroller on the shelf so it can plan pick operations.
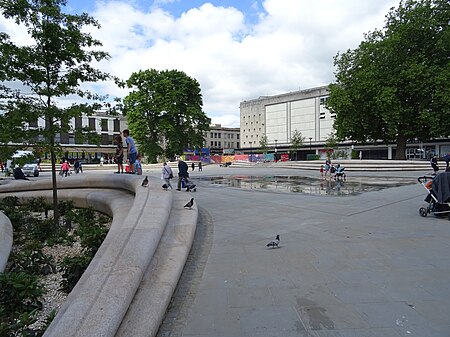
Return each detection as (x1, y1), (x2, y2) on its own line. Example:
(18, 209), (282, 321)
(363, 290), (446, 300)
(182, 177), (197, 192)
(418, 173), (450, 218)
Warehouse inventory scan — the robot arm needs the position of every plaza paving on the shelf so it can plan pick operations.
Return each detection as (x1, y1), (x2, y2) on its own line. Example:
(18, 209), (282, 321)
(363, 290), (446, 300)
(2, 164), (449, 337)
(149, 165), (450, 337)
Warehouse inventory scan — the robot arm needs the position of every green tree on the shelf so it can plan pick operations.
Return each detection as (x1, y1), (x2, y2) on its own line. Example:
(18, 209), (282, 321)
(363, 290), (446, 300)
(0, 0), (113, 219)
(290, 129), (304, 160)
(328, 0), (450, 160)
(122, 69), (210, 163)
(259, 135), (269, 154)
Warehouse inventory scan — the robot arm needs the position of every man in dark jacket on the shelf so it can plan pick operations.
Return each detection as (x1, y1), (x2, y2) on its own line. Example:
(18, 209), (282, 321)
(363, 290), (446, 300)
(13, 165), (29, 180)
(177, 158), (189, 190)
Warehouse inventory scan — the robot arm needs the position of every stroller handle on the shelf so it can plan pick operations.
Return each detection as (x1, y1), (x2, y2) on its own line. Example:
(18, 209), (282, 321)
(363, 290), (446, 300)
(418, 176), (434, 183)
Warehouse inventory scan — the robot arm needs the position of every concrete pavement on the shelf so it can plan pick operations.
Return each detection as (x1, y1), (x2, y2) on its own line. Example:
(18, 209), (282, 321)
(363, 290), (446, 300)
(152, 165), (450, 337)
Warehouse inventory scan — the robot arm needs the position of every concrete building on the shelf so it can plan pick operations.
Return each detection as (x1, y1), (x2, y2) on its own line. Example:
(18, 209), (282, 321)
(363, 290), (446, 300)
(240, 86), (332, 150)
(203, 124), (240, 154)
(240, 86), (450, 160)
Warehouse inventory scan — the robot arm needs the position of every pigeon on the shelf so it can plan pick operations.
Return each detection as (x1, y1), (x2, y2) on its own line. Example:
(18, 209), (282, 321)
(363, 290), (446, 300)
(184, 198), (194, 209)
(266, 235), (280, 248)
(141, 176), (149, 187)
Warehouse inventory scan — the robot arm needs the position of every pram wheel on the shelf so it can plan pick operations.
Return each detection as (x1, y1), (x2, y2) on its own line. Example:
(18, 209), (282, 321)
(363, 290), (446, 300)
(419, 207), (428, 217)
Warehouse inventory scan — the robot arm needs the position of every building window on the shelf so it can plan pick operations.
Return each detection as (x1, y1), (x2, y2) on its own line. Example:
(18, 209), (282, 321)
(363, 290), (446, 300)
(320, 97), (329, 106)
(218, 133), (221, 138)
(320, 112), (325, 120)
(88, 118), (96, 130)
(28, 119), (38, 128)
(210, 132), (213, 138)
(210, 141), (213, 147)
(113, 119), (120, 132)
(101, 119), (108, 132)
(101, 133), (109, 145)
(218, 141), (221, 147)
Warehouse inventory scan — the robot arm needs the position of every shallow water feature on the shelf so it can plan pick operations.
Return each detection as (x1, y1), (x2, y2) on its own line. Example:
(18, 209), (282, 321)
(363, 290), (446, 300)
(196, 175), (413, 196)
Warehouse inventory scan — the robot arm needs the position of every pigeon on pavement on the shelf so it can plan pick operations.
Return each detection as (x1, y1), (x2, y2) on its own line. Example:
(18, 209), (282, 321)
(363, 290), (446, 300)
(266, 235), (280, 248)
(184, 198), (194, 209)
(142, 176), (149, 187)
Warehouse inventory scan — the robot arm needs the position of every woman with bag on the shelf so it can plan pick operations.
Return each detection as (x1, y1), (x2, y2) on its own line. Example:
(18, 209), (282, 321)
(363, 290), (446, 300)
(161, 162), (174, 190)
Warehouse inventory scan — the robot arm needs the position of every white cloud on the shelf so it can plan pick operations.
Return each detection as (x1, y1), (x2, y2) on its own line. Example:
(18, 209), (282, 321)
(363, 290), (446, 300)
(0, 0), (400, 127)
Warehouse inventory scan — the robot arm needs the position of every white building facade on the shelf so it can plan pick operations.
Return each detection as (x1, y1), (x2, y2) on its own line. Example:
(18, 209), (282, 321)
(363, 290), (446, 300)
(240, 86), (332, 149)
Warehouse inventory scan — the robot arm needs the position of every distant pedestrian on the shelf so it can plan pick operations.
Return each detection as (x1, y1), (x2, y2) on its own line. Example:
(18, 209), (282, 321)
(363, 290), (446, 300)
(324, 159), (331, 176)
(320, 165), (324, 177)
(61, 160), (70, 177)
(430, 155), (439, 175)
(442, 152), (450, 171)
(114, 135), (124, 174)
(191, 162), (195, 171)
(37, 157), (42, 171)
(198, 161), (202, 171)
(74, 159), (83, 174)
(13, 165), (29, 180)
(177, 158), (189, 191)
(123, 129), (137, 174)
(100, 156), (104, 166)
(162, 162), (174, 190)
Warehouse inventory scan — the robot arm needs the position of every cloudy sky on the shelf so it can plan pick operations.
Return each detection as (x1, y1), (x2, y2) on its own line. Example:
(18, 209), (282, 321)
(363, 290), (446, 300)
(1, 0), (400, 127)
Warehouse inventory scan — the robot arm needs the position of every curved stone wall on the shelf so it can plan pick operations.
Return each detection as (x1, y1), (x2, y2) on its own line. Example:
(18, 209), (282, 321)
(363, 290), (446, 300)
(0, 174), (198, 337)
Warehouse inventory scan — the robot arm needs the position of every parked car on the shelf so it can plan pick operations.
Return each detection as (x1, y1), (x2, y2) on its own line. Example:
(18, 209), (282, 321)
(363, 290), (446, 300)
(22, 162), (39, 177)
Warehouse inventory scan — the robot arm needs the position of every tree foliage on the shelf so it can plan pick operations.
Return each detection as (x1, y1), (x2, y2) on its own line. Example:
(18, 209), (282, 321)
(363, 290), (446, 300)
(290, 129), (304, 151)
(122, 69), (210, 162)
(0, 0), (113, 218)
(259, 134), (269, 154)
(328, 0), (450, 159)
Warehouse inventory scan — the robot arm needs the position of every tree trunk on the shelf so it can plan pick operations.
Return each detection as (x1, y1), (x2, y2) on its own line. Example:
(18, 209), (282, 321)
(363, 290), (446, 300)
(395, 134), (407, 160)
(50, 145), (59, 224)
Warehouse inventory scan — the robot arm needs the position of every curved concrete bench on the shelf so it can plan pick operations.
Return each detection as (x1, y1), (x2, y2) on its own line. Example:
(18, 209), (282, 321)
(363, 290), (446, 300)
(0, 211), (13, 272)
(0, 174), (198, 337)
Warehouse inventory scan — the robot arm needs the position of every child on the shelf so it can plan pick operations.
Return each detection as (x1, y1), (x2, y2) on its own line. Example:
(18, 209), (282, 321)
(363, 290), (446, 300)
(320, 165), (324, 177)
(135, 154), (142, 175)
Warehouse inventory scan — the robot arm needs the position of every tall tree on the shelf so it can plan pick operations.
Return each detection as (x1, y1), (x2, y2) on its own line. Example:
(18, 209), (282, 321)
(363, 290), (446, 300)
(259, 134), (269, 154)
(328, 0), (450, 159)
(122, 69), (210, 162)
(0, 0), (113, 220)
(290, 129), (304, 161)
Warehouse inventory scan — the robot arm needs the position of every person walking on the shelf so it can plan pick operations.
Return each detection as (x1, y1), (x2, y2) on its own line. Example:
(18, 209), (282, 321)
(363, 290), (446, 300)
(431, 155), (439, 175)
(61, 160), (71, 177)
(74, 159), (83, 174)
(114, 135), (124, 174)
(198, 161), (202, 172)
(162, 162), (174, 190)
(191, 162), (195, 171)
(123, 129), (137, 174)
(177, 158), (189, 191)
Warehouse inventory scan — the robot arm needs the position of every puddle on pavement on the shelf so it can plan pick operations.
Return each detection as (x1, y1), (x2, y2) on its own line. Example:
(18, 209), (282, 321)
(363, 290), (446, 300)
(195, 175), (413, 196)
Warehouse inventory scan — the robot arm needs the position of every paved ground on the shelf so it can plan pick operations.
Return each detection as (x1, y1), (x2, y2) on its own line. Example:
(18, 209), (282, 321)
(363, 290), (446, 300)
(4, 165), (449, 337)
(152, 165), (450, 337)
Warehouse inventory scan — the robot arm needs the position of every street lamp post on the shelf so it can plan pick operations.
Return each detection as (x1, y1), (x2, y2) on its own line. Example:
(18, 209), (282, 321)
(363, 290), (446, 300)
(274, 139), (278, 162)
(309, 137), (312, 150)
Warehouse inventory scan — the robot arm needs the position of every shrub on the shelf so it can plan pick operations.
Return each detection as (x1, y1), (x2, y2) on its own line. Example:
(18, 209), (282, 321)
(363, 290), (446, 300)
(8, 247), (56, 276)
(0, 272), (43, 319)
(59, 255), (92, 293)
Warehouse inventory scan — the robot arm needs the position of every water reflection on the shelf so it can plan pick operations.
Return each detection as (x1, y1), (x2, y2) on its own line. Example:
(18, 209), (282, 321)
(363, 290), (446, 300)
(196, 175), (411, 196)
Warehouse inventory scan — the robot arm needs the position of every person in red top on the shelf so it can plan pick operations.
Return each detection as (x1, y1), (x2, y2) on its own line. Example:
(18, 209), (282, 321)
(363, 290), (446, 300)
(61, 160), (71, 177)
